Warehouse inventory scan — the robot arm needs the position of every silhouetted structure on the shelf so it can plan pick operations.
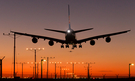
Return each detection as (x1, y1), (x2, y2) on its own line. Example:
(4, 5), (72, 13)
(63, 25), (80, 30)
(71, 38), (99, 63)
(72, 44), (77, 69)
(0, 56), (5, 78)
(41, 57), (55, 79)
(3, 33), (16, 78)
(26, 48), (44, 78)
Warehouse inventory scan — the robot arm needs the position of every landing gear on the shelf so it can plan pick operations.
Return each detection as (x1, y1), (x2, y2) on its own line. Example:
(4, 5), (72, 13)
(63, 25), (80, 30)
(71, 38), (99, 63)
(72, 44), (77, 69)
(61, 45), (64, 48)
(79, 44), (82, 48)
(73, 44), (77, 48)
(66, 44), (69, 48)
(72, 47), (74, 49)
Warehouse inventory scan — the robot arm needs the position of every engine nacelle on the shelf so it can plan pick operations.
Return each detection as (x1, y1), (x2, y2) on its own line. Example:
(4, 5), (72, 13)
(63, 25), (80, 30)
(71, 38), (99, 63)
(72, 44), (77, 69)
(49, 40), (54, 46)
(90, 40), (95, 46)
(106, 37), (111, 43)
(32, 37), (38, 43)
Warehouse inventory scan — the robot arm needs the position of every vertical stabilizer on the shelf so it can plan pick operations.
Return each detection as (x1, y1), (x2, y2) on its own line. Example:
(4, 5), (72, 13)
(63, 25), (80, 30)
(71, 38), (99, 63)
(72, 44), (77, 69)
(68, 5), (71, 29)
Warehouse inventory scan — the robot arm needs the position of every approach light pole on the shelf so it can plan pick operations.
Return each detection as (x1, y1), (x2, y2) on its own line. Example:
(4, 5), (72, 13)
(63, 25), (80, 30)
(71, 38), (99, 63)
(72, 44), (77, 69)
(15, 62), (33, 78)
(84, 62), (95, 79)
(49, 62), (62, 79)
(62, 68), (69, 79)
(41, 57), (55, 79)
(58, 66), (66, 79)
(67, 62), (82, 79)
(26, 48), (44, 78)
(129, 63), (134, 78)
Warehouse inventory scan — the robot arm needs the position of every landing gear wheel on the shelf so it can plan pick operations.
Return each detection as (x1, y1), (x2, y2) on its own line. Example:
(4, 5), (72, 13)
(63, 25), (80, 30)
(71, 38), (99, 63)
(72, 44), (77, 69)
(66, 44), (69, 48)
(79, 45), (82, 48)
(61, 45), (64, 48)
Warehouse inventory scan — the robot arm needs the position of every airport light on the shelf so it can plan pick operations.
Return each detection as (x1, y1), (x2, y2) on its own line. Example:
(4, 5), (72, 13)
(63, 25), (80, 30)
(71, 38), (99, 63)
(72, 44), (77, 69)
(41, 59), (46, 79)
(57, 66), (66, 79)
(129, 63), (134, 78)
(15, 62), (32, 78)
(49, 62), (62, 79)
(62, 68), (69, 78)
(41, 57), (55, 79)
(26, 48), (44, 78)
(67, 62), (82, 79)
(83, 62), (95, 79)
(30, 66), (34, 78)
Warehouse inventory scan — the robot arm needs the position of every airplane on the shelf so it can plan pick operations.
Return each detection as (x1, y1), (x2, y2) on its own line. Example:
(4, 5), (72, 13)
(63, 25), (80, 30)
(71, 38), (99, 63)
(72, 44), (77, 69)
(10, 5), (130, 49)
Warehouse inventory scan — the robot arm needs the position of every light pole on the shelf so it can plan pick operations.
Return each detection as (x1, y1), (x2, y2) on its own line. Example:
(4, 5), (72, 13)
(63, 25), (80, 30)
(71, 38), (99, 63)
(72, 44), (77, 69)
(26, 48), (44, 78)
(41, 59), (46, 79)
(41, 57), (55, 79)
(49, 62), (62, 79)
(3, 33), (17, 78)
(59, 66), (66, 79)
(84, 62), (95, 79)
(67, 62), (82, 79)
(129, 63), (134, 78)
(62, 68), (69, 79)
(30, 66), (34, 78)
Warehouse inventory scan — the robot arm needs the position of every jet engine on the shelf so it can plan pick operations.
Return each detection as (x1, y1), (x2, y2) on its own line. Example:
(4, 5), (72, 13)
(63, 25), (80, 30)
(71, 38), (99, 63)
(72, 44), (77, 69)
(49, 40), (54, 46)
(32, 37), (38, 43)
(106, 37), (111, 43)
(90, 40), (95, 46)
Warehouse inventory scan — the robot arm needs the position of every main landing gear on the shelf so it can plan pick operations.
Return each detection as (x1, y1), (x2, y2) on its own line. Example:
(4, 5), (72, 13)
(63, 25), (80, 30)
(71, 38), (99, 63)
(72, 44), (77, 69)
(61, 44), (69, 48)
(61, 44), (82, 48)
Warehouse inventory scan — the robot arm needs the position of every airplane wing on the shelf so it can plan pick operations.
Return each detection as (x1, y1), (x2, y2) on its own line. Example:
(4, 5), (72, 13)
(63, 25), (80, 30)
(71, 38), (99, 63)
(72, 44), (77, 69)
(77, 30), (130, 43)
(44, 28), (66, 33)
(74, 28), (93, 33)
(10, 31), (66, 44)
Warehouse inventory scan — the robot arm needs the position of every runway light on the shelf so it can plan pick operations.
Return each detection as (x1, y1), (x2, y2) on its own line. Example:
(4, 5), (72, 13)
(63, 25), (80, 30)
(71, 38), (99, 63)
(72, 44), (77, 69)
(26, 48), (28, 50)
(131, 63), (134, 66)
(43, 59), (46, 61)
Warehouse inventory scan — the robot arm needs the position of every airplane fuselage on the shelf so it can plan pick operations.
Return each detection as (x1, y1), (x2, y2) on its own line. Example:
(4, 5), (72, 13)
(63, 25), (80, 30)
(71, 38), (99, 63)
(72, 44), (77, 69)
(65, 29), (77, 44)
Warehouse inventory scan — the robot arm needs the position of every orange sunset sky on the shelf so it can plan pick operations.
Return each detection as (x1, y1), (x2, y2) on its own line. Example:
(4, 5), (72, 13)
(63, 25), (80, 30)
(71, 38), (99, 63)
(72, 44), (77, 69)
(0, 0), (135, 78)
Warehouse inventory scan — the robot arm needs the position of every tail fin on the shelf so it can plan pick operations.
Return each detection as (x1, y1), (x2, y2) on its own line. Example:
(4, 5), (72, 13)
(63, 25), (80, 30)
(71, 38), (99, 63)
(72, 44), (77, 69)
(68, 4), (71, 29)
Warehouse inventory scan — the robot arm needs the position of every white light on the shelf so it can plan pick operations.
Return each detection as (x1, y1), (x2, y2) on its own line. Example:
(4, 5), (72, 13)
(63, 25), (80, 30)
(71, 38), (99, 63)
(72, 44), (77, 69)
(67, 30), (70, 33)
(43, 59), (46, 61)
(42, 48), (45, 50)
(26, 48), (28, 50)
(131, 63), (134, 66)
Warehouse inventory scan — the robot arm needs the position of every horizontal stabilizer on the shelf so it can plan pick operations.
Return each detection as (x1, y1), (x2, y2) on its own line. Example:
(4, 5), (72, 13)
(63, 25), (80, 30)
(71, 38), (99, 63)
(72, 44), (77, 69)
(74, 28), (93, 33)
(44, 28), (66, 33)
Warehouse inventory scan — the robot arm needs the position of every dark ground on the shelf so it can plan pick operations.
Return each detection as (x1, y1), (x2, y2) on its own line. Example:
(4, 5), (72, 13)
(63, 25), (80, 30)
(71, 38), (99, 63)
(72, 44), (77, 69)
(1, 78), (135, 81)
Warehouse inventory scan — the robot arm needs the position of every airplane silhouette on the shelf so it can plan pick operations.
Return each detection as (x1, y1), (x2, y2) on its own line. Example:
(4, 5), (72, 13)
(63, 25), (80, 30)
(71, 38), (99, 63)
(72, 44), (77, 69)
(10, 5), (130, 49)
